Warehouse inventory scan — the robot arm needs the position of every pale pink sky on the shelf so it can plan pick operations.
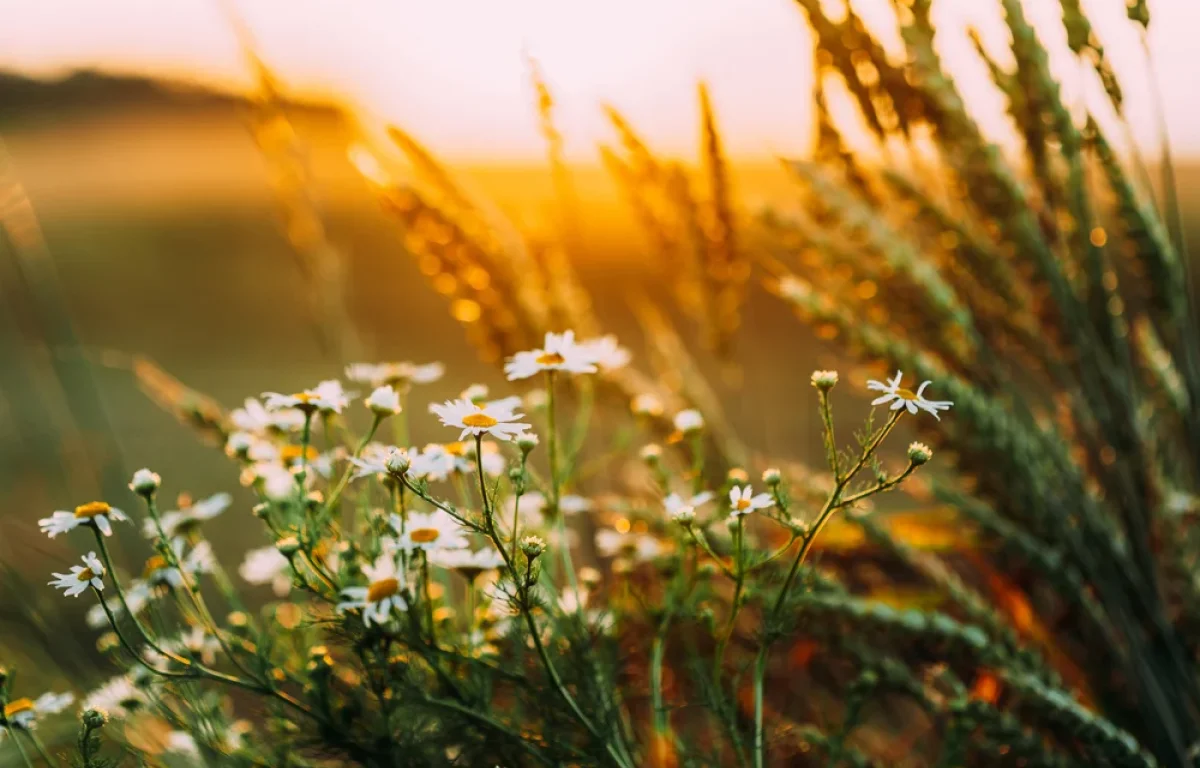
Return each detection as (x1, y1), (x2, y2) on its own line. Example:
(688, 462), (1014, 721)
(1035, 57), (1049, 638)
(0, 0), (1196, 160)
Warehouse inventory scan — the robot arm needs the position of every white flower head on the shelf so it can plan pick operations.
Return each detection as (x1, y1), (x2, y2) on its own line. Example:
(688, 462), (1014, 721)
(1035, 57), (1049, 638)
(349, 444), (408, 481)
(729, 485), (773, 517)
(231, 398), (304, 433)
(39, 501), (128, 538)
(595, 528), (661, 562)
(631, 393), (664, 417)
(504, 330), (598, 380)
(430, 547), (505, 575)
(430, 398), (532, 442)
(337, 554), (408, 627)
(559, 495), (594, 515)
(3, 692), (75, 730)
(673, 409), (705, 433)
(240, 546), (292, 597)
(579, 335), (631, 371)
(866, 371), (953, 420)
(346, 361), (444, 387)
(83, 676), (145, 720)
(129, 468), (161, 496)
(391, 510), (469, 553)
(365, 385), (402, 416)
(144, 492), (232, 539)
(460, 383), (489, 403)
(262, 379), (355, 414)
(665, 491), (713, 523)
(49, 552), (105, 597)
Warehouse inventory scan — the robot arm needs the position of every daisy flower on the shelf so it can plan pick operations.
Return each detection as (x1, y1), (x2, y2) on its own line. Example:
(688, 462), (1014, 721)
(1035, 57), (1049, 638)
(239, 546), (292, 596)
(579, 335), (631, 371)
(349, 444), (408, 481)
(2, 691), (74, 731)
(631, 393), (664, 417)
(391, 510), (469, 553)
(39, 501), (128, 538)
(866, 371), (954, 420)
(143, 492), (232, 539)
(559, 495), (594, 515)
(673, 409), (705, 433)
(49, 552), (105, 597)
(83, 675), (146, 719)
(665, 491), (713, 522)
(143, 540), (214, 590)
(595, 529), (661, 562)
(346, 361), (444, 388)
(262, 380), (355, 414)
(365, 385), (402, 416)
(231, 397), (304, 433)
(504, 330), (598, 380)
(729, 485), (773, 517)
(431, 547), (505, 577)
(337, 554), (408, 627)
(431, 398), (531, 442)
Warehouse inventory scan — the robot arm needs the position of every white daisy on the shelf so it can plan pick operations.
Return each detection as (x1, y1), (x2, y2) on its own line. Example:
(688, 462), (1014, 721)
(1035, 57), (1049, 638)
(49, 552), (105, 597)
(86, 584), (151, 629)
(337, 554), (408, 627)
(460, 383), (490, 403)
(866, 370), (954, 420)
(231, 397), (304, 433)
(391, 510), (469, 553)
(143, 492), (232, 539)
(39, 501), (128, 538)
(673, 409), (705, 433)
(365, 385), (402, 416)
(430, 547), (505, 575)
(83, 675), (146, 719)
(559, 495), (594, 515)
(2, 691), (74, 731)
(504, 330), (598, 380)
(168, 626), (221, 666)
(346, 361), (444, 388)
(430, 398), (532, 442)
(349, 444), (408, 481)
(143, 540), (214, 590)
(729, 485), (773, 517)
(665, 491), (713, 522)
(165, 731), (200, 758)
(579, 335), (631, 371)
(631, 393), (664, 417)
(595, 529), (661, 562)
(239, 546), (292, 596)
(262, 380), (355, 414)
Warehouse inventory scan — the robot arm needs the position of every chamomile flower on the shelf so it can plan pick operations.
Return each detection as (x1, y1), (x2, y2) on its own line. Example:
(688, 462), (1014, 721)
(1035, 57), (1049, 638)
(49, 552), (105, 597)
(169, 626), (221, 666)
(431, 547), (505, 577)
(2, 691), (74, 731)
(504, 330), (598, 380)
(39, 501), (128, 538)
(231, 397), (304, 433)
(430, 398), (532, 442)
(595, 528), (661, 562)
(239, 546), (292, 596)
(143, 540), (214, 590)
(674, 409), (705, 433)
(391, 510), (469, 553)
(365, 385), (402, 416)
(631, 393), (664, 417)
(665, 491), (713, 522)
(143, 492), (232, 539)
(346, 361), (444, 388)
(559, 495), (594, 515)
(349, 444), (408, 481)
(579, 335), (631, 371)
(263, 380), (355, 414)
(337, 554), (408, 627)
(83, 675), (146, 719)
(729, 485), (773, 517)
(866, 371), (954, 420)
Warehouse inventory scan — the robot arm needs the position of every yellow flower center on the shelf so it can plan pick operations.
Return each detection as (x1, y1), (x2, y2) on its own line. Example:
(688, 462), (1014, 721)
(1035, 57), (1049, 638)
(367, 577), (401, 602)
(74, 501), (111, 519)
(143, 555), (168, 577)
(462, 412), (498, 428)
(735, 499), (752, 511)
(4, 698), (33, 717)
(291, 392), (315, 403)
(280, 445), (319, 462)
(444, 442), (469, 456)
(78, 568), (97, 581)
(897, 388), (918, 401)
(410, 528), (441, 544)
(536, 352), (566, 366)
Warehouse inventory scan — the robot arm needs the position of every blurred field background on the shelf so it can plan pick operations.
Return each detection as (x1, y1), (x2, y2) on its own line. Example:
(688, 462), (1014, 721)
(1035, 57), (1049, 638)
(3, 0), (1200, 752)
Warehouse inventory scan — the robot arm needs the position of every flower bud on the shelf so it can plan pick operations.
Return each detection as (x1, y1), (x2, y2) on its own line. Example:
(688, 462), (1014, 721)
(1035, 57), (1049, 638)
(810, 370), (839, 391)
(762, 467), (782, 487)
(516, 432), (539, 455)
(669, 505), (696, 524)
(579, 567), (603, 589)
(82, 709), (109, 729)
(385, 447), (410, 476)
(461, 384), (489, 403)
(639, 444), (663, 464)
(129, 468), (161, 497)
(252, 502), (270, 519)
(520, 535), (546, 559)
(725, 516), (741, 532)
(226, 431), (254, 459)
(507, 467), (524, 483)
(630, 393), (664, 417)
(276, 536), (302, 556)
(907, 441), (933, 466)
(365, 385), (402, 417)
(673, 409), (704, 434)
(727, 467), (749, 484)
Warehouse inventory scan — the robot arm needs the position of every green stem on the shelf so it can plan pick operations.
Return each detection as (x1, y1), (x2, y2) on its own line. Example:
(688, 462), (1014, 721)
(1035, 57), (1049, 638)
(753, 645), (767, 768)
(422, 551), (438, 650)
(9, 729), (35, 768)
(546, 371), (581, 601)
(713, 515), (746, 686)
(28, 730), (56, 767)
(324, 414), (383, 515)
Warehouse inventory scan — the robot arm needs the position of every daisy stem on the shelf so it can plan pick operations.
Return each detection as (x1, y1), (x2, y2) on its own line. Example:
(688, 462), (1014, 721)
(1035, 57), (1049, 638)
(421, 551), (438, 650)
(818, 389), (840, 482)
(9, 728), (35, 768)
(545, 371), (581, 601)
(324, 413), (383, 518)
(690, 433), (705, 495)
(712, 515), (745, 687)
(27, 729), (55, 767)
(298, 411), (313, 492)
(751, 410), (903, 768)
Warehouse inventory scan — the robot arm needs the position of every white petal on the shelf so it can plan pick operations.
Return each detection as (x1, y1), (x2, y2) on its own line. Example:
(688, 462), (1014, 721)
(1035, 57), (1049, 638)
(871, 394), (897, 405)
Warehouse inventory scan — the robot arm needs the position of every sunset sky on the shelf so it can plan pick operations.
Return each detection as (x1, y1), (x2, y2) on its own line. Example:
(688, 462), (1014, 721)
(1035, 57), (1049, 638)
(0, 0), (1197, 161)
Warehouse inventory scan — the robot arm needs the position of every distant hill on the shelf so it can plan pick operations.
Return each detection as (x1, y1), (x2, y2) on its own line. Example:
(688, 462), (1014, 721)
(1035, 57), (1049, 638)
(0, 69), (338, 121)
